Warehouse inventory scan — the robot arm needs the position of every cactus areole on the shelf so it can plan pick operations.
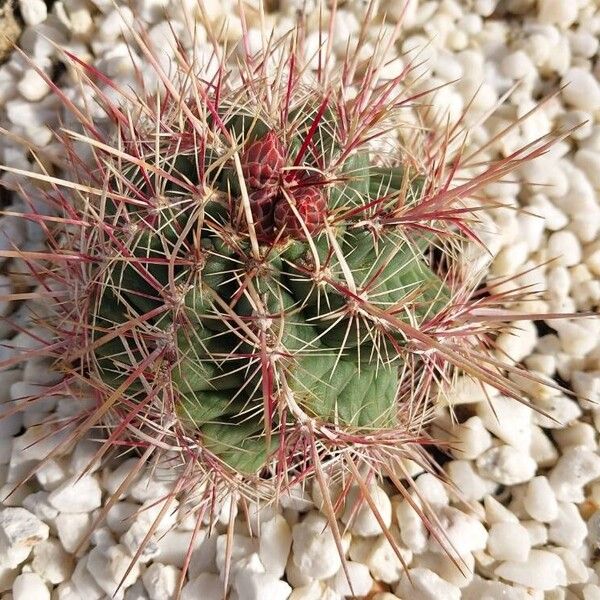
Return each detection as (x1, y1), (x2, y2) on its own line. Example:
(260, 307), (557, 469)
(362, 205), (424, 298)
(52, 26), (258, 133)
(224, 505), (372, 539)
(12, 30), (553, 495)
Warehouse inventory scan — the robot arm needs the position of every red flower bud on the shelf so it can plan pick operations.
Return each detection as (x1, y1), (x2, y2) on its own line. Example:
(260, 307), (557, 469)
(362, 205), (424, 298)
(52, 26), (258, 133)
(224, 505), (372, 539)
(274, 185), (327, 239)
(241, 131), (285, 189)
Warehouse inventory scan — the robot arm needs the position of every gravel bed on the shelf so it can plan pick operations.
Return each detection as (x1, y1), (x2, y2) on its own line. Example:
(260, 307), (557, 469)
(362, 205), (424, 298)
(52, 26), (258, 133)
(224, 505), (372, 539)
(1, 0), (600, 599)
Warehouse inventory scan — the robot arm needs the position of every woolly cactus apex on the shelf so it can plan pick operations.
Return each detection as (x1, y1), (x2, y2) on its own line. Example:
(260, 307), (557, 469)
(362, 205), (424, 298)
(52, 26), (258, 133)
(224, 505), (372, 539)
(0, 11), (572, 575)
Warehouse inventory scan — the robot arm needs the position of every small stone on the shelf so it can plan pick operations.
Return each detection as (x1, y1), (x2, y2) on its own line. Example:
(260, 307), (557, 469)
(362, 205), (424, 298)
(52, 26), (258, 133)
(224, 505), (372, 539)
(341, 483), (392, 537)
(17, 69), (50, 102)
(215, 534), (258, 577)
(48, 475), (102, 513)
(548, 502), (587, 549)
(366, 534), (412, 584)
(477, 395), (532, 451)
(476, 445), (537, 485)
(413, 551), (475, 589)
(21, 492), (58, 522)
(523, 476), (559, 522)
(328, 561), (373, 597)
(181, 573), (222, 600)
(551, 547), (587, 585)
(141, 563), (180, 600)
(121, 521), (160, 563)
(487, 522), (531, 562)
(105, 502), (138, 536)
(292, 512), (342, 580)
(547, 231), (582, 268)
(86, 545), (140, 600)
(12, 572), (49, 600)
(231, 555), (292, 600)
(548, 446), (600, 502)
(396, 567), (460, 600)
(54, 581), (85, 600)
(70, 555), (104, 599)
(451, 416), (492, 460)
(32, 538), (74, 584)
(494, 549), (566, 590)
(562, 68), (600, 111)
(554, 321), (597, 357)
(483, 495), (519, 524)
(103, 459), (140, 497)
(553, 422), (597, 450)
(56, 512), (92, 554)
(520, 520), (548, 547)
(394, 498), (428, 553)
(429, 507), (488, 556)
(155, 530), (201, 568)
(446, 460), (496, 502)
(538, 0), (578, 28)
(463, 575), (532, 600)
(18, 0), (47, 26)
(259, 514), (292, 578)
(0, 507), (49, 569)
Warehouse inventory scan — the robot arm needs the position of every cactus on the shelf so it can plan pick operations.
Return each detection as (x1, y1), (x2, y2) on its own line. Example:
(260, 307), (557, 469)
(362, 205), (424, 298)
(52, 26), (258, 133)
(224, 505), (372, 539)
(0, 14), (567, 574)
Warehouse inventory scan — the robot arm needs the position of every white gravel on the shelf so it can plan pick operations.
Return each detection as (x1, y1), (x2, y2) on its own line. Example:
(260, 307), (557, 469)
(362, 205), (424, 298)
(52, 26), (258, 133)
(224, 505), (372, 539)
(0, 0), (600, 599)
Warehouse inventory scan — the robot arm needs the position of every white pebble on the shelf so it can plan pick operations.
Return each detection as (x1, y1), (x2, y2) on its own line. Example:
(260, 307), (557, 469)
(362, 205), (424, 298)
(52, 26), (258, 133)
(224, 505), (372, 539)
(32, 538), (73, 584)
(553, 547), (588, 585)
(155, 530), (201, 568)
(18, 0), (47, 26)
(86, 545), (140, 600)
(17, 68), (50, 102)
(0, 507), (49, 569)
(55, 512), (92, 554)
(483, 496), (517, 527)
(523, 476), (559, 522)
(494, 549), (566, 590)
(181, 573), (221, 600)
(476, 446), (537, 485)
(48, 475), (102, 513)
(231, 556), (292, 600)
(215, 533), (258, 579)
(414, 550), (475, 589)
(451, 416), (493, 460)
(520, 520), (548, 547)
(366, 535), (412, 584)
(446, 460), (496, 501)
(328, 561), (373, 597)
(12, 572), (49, 600)
(547, 231), (582, 268)
(548, 445), (600, 502)
(141, 563), (179, 600)
(487, 522), (531, 562)
(562, 68), (600, 111)
(548, 502), (587, 548)
(538, 0), (578, 28)
(394, 498), (428, 553)
(342, 483), (392, 537)
(396, 567), (460, 600)
(463, 575), (531, 599)
(429, 507), (488, 556)
(103, 459), (140, 497)
(477, 394), (532, 451)
(292, 513), (341, 580)
(258, 514), (292, 578)
(70, 555), (104, 599)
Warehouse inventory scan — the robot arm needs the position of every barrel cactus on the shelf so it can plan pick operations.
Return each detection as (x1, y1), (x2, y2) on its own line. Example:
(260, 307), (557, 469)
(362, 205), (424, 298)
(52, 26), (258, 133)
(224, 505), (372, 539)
(1, 17), (563, 565)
